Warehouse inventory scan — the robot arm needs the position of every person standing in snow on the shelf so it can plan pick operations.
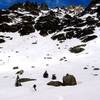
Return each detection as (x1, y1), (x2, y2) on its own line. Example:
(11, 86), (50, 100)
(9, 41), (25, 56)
(33, 84), (37, 91)
(52, 74), (56, 80)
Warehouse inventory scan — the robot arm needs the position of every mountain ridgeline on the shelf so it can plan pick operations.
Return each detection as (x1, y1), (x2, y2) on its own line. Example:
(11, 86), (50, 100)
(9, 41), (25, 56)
(0, 0), (91, 9)
(0, 0), (100, 43)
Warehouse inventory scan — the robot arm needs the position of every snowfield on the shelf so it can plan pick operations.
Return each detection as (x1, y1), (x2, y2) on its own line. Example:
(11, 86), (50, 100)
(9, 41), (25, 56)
(0, 26), (100, 100)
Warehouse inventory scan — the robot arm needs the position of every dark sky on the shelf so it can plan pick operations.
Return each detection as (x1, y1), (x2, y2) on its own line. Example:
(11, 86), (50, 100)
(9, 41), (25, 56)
(0, 0), (91, 9)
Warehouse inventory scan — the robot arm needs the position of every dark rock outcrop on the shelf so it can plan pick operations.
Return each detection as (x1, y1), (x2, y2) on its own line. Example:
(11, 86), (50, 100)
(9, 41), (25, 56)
(0, 0), (99, 43)
(35, 11), (61, 36)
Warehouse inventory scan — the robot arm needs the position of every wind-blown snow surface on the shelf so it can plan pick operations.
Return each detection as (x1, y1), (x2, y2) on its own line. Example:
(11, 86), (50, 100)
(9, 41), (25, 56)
(0, 26), (100, 100)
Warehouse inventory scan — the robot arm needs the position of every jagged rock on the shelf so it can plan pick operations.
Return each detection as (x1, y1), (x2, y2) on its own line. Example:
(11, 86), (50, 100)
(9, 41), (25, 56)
(47, 81), (62, 87)
(62, 74), (77, 86)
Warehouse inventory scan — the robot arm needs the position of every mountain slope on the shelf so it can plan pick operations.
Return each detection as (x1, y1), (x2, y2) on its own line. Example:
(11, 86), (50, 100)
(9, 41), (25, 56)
(0, 1), (100, 100)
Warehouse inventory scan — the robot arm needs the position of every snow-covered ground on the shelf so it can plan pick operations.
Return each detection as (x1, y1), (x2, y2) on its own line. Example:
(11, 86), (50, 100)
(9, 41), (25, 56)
(0, 26), (100, 100)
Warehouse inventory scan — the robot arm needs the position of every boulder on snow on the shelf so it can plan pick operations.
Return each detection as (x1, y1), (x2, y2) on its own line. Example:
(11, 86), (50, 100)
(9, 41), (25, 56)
(62, 74), (77, 86)
(43, 71), (49, 78)
(47, 81), (62, 87)
(0, 39), (5, 43)
(69, 44), (86, 53)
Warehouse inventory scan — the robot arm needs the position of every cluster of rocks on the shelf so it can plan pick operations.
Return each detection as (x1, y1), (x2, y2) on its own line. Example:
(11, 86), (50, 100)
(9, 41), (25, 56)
(47, 74), (77, 87)
(43, 71), (77, 87)
(35, 7), (99, 42)
(43, 71), (57, 80)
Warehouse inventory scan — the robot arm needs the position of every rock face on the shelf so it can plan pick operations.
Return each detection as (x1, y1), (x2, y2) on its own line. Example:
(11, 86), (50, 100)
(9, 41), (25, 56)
(0, 0), (100, 43)
(62, 74), (77, 86)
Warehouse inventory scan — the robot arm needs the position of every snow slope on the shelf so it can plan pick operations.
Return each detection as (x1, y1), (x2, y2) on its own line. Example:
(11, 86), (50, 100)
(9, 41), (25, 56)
(0, 26), (100, 100)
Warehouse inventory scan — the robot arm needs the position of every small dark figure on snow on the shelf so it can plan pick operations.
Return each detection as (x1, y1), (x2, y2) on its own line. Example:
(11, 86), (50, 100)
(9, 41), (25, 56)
(33, 84), (37, 91)
(52, 74), (56, 80)
(15, 75), (22, 87)
(43, 71), (49, 78)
